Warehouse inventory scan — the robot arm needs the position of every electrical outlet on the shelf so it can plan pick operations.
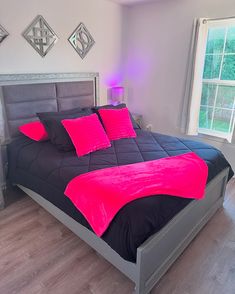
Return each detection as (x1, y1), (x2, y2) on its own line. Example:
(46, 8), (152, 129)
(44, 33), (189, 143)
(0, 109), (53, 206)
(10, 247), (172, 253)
(146, 124), (152, 131)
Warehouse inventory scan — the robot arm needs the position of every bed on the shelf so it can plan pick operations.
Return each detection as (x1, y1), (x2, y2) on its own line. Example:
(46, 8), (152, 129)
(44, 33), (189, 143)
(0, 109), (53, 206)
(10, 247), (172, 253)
(0, 73), (233, 294)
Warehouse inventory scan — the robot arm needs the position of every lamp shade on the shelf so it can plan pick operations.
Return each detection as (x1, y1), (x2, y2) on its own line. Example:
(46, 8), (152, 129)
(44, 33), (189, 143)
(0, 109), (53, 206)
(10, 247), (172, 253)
(108, 86), (124, 106)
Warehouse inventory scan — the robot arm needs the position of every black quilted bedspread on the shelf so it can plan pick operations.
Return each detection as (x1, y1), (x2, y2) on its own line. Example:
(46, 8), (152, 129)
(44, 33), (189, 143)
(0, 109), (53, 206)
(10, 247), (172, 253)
(8, 129), (234, 262)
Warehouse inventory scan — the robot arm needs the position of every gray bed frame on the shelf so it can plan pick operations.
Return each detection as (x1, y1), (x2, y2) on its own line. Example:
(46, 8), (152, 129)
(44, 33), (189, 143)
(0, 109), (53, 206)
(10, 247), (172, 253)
(0, 73), (230, 294)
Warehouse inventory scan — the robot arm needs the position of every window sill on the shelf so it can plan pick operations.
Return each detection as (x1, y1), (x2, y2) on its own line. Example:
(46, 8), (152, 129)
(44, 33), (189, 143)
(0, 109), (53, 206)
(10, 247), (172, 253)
(185, 132), (235, 147)
(198, 132), (228, 144)
(197, 128), (232, 144)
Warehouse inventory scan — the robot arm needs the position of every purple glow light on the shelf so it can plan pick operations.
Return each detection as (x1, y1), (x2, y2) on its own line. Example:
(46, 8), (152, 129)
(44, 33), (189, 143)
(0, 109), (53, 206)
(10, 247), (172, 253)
(125, 51), (152, 83)
(104, 69), (123, 88)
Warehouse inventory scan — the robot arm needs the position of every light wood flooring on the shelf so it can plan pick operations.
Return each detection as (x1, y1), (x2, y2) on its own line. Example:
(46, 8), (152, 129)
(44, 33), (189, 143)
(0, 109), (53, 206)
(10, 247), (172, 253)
(0, 179), (235, 294)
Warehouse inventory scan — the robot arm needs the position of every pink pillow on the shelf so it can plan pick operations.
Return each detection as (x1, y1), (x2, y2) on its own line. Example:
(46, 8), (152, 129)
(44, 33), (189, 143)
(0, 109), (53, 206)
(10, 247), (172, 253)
(98, 107), (136, 141)
(62, 114), (111, 157)
(19, 121), (48, 141)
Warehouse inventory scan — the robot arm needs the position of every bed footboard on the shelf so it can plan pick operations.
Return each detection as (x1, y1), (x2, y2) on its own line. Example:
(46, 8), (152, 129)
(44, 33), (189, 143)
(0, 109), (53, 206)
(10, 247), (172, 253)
(17, 168), (229, 294)
(134, 167), (229, 294)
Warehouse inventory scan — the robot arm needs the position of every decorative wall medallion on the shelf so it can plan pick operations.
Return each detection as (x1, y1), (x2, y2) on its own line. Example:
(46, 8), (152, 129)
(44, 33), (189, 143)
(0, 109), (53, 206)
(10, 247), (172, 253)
(68, 23), (95, 59)
(0, 24), (9, 44)
(22, 15), (58, 57)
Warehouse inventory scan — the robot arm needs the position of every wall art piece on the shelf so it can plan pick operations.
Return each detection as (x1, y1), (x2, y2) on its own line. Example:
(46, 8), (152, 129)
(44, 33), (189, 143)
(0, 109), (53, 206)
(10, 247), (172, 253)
(68, 23), (95, 59)
(22, 15), (58, 57)
(0, 24), (9, 44)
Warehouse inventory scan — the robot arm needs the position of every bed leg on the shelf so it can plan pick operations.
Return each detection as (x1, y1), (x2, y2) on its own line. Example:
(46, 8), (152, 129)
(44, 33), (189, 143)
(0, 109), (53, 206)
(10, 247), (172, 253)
(133, 285), (152, 294)
(133, 285), (140, 294)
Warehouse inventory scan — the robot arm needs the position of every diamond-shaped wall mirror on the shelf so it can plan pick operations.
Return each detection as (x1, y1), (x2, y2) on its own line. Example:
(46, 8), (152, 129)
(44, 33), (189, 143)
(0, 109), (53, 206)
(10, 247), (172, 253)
(22, 15), (58, 57)
(0, 24), (9, 44)
(68, 23), (95, 59)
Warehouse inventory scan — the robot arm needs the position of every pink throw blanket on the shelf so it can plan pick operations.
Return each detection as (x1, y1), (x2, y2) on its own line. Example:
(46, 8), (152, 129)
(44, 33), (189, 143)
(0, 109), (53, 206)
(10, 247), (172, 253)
(65, 152), (208, 236)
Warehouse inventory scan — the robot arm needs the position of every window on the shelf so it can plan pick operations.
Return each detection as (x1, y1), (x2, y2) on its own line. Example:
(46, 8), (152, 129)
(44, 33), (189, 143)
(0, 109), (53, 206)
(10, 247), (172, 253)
(198, 20), (235, 141)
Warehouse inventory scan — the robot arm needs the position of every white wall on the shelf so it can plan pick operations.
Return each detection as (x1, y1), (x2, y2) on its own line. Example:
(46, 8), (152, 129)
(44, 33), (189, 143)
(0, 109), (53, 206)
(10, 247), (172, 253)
(0, 0), (123, 104)
(123, 0), (235, 170)
(1, 0), (234, 169)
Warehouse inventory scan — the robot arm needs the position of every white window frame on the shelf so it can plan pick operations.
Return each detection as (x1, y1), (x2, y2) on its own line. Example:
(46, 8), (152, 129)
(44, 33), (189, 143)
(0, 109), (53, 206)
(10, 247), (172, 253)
(198, 18), (235, 142)
(187, 17), (235, 142)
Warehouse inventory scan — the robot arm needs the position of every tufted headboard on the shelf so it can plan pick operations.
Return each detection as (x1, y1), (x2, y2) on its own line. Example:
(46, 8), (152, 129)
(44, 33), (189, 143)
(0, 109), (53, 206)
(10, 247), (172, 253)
(0, 72), (99, 207)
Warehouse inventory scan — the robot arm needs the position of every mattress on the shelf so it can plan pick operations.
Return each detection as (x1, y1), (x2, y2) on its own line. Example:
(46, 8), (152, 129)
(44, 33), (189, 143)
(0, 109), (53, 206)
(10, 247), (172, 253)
(8, 129), (234, 262)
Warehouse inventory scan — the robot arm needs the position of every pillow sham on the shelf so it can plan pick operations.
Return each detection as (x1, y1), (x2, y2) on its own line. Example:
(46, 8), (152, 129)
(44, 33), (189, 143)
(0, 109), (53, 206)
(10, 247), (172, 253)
(37, 109), (92, 151)
(92, 103), (140, 129)
(62, 114), (111, 157)
(98, 107), (136, 141)
(19, 121), (48, 141)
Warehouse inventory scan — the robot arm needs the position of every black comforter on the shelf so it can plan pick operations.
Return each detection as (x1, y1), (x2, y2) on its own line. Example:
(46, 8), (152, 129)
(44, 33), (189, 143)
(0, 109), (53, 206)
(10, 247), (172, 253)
(8, 129), (234, 262)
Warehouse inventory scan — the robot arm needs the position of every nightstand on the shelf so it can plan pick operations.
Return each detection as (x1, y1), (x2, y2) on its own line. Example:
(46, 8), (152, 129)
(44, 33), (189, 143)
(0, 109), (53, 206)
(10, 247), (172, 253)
(132, 113), (143, 128)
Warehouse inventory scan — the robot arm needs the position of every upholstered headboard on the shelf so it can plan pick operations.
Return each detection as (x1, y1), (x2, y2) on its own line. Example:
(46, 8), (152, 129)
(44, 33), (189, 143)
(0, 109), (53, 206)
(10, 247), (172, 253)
(0, 72), (99, 141)
(0, 72), (99, 207)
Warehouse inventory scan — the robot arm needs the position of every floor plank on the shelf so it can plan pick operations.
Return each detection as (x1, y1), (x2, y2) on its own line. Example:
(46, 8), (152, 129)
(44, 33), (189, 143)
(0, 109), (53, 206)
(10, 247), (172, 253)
(0, 178), (234, 294)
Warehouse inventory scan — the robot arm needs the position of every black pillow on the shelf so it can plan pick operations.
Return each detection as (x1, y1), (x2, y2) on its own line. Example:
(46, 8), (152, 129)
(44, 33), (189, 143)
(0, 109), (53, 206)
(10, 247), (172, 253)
(37, 109), (92, 151)
(38, 107), (83, 117)
(92, 104), (140, 129)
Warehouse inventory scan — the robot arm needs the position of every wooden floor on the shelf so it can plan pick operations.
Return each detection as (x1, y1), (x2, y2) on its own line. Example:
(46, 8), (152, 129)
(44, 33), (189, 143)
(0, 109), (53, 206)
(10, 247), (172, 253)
(0, 179), (235, 294)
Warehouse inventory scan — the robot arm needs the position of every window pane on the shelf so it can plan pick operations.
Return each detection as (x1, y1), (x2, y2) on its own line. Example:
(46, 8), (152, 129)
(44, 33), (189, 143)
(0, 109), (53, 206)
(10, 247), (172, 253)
(221, 55), (235, 80)
(212, 109), (232, 132)
(216, 85), (235, 109)
(203, 55), (222, 79)
(199, 106), (213, 129)
(206, 27), (226, 54)
(225, 26), (235, 53)
(201, 83), (216, 106)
